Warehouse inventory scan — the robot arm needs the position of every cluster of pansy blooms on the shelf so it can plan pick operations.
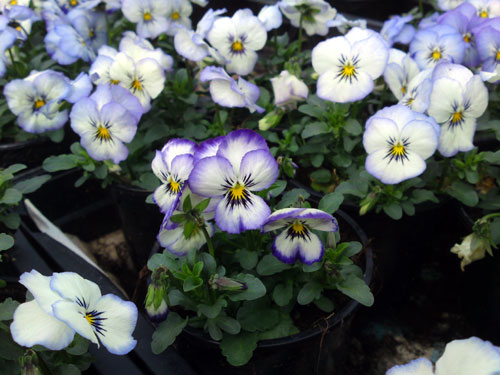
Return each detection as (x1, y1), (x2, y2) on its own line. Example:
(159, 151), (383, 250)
(386, 336), (500, 375)
(10, 269), (138, 355)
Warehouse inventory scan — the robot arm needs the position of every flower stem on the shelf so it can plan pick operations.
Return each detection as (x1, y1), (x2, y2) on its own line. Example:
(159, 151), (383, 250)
(7, 48), (21, 77)
(201, 225), (215, 258)
(482, 213), (500, 222)
(298, 14), (304, 55)
(215, 104), (225, 136)
(419, 0), (424, 15)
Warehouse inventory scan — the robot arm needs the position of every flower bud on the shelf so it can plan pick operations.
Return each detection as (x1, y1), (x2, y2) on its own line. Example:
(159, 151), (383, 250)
(209, 274), (247, 291)
(20, 350), (41, 375)
(359, 191), (379, 216)
(259, 108), (284, 131)
(145, 299), (169, 324)
(271, 70), (309, 109)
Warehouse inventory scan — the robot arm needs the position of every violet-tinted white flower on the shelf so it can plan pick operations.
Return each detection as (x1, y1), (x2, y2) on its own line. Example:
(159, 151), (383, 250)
(384, 48), (420, 101)
(311, 27), (389, 103)
(263, 208), (338, 265)
(11, 270), (138, 355)
(437, 2), (482, 67)
(437, 0), (465, 10)
(363, 105), (440, 184)
(326, 13), (367, 34)
(398, 68), (433, 113)
(386, 337), (500, 375)
(200, 66), (264, 113)
(418, 12), (440, 28)
(475, 24), (500, 78)
(193, 135), (225, 163)
(70, 84), (143, 163)
(151, 138), (197, 218)
(480, 63), (500, 82)
(189, 129), (279, 234)
(122, 0), (169, 39)
(271, 70), (309, 108)
(0, 16), (17, 77)
(3, 69), (89, 133)
(164, 0), (192, 36)
(380, 14), (416, 46)
(469, 0), (500, 18)
(258, 4), (282, 31)
(0, 4), (40, 40)
(119, 31), (174, 70)
(427, 63), (488, 157)
(207, 8), (267, 75)
(278, 0), (337, 36)
(410, 24), (465, 70)
(174, 8), (226, 62)
(146, 299), (168, 323)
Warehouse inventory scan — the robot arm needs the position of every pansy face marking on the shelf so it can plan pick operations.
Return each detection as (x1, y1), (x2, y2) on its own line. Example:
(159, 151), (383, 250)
(75, 296), (107, 337)
(171, 11), (180, 20)
(143, 12), (152, 21)
(429, 47), (443, 63)
(385, 136), (410, 164)
(95, 123), (112, 143)
(286, 220), (311, 241)
(337, 54), (359, 84)
(229, 35), (246, 55)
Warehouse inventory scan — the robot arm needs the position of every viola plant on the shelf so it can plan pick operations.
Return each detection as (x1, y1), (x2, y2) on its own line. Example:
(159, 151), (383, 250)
(146, 130), (373, 366)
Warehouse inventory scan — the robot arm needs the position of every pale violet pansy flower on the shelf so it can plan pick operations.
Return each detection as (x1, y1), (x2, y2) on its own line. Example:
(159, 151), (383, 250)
(10, 270), (138, 355)
(380, 14), (416, 46)
(386, 337), (500, 375)
(278, 0), (337, 36)
(363, 105), (440, 185)
(271, 70), (309, 108)
(164, 0), (193, 36)
(263, 208), (338, 265)
(409, 24), (465, 70)
(174, 8), (226, 62)
(398, 68), (433, 113)
(384, 48), (420, 101)
(469, 0), (500, 18)
(152, 138), (198, 218)
(258, 4), (282, 31)
(207, 8), (267, 75)
(122, 0), (169, 39)
(3, 69), (91, 134)
(311, 27), (389, 103)
(199, 66), (264, 113)
(480, 63), (500, 82)
(418, 12), (440, 29)
(326, 13), (367, 34)
(70, 84), (143, 163)
(193, 135), (226, 163)
(188, 129), (279, 234)
(119, 31), (174, 71)
(427, 63), (488, 157)
(437, 0), (465, 10)
(475, 23), (500, 79)
(157, 187), (218, 256)
(50, 272), (138, 355)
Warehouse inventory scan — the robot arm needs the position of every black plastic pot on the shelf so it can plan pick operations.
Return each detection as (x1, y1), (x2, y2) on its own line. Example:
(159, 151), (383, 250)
(175, 209), (373, 375)
(110, 183), (163, 270)
(0, 138), (52, 169)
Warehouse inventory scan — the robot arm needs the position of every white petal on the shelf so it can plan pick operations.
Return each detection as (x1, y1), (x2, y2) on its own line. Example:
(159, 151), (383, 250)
(464, 75), (488, 118)
(136, 58), (165, 99)
(317, 69), (374, 103)
(352, 33), (389, 79)
(438, 117), (476, 157)
(312, 36), (351, 75)
(363, 117), (400, 154)
(365, 148), (426, 184)
(401, 120), (439, 160)
(18, 270), (63, 316)
(226, 50), (258, 76)
(216, 129), (269, 172)
(52, 300), (98, 344)
(188, 155), (236, 197)
(239, 149), (279, 191)
(428, 78), (464, 123)
(4, 79), (35, 116)
(50, 272), (102, 309)
(387, 358), (434, 375)
(11, 300), (75, 350)
(209, 79), (246, 108)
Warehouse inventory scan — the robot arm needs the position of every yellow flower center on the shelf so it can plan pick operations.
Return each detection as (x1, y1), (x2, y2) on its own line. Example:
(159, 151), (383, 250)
(391, 144), (405, 157)
(110, 79), (120, 85)
(70, 0), (78, 6)
(463, 33), (471, 43)
(496, 50), (500, 61)
(85, 313), (94, 326)
(131, 79), (143, 91)
(143, 12), (152, 21)
(451, 111), (463, 125)
(406, 98), (415, 106)
(171, 12), (180, 20)
(16, 25), (22, 31)
(229, 183), (245, 201)
(168, 179), (181, 194)
(231, 41), (244, 52)
(401, 85), (407, 94)
(34, 99), (45, 109)
(10, 0), (17, 5)
(291, 221), (306, 235)
(342, 63), (355, 78)
(89, 28), (95, 38)
(431, 49), (442, 61)
(480, 9), (488, 18)
(96, 126), (111, 141)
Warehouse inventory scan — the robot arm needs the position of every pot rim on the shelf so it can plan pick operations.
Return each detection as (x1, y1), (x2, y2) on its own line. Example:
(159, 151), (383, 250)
(182, 208), (374, 348)
(0, 136), (48, 151)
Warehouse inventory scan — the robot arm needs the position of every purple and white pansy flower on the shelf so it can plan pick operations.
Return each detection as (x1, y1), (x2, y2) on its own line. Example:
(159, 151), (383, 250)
(70, 84), (143, 163)
(398, 68), (433, 113)
(189, 129), (279, 234)
(427, 63), (488, 157)
(383, 48), (420, 102)
(122, 0), (169, 39)
(363, 105), (440, 185)
(207, 8), (267, 75)
(386, 337), (500, 375)
(263, 208), (338, 265)
(258, 4), (282, 31)
(200, 66), (264, 113)
(152, 138), (198, 219)
(278, 0), (337, 36)
(10, 270), (138, 355)
(380, 14), (416, 46)
(311, 27), (389, 103)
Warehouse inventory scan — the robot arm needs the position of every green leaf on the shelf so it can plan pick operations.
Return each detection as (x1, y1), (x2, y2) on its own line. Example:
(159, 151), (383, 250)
(301, 122), (329, 138)
(276, 188), (310, 209)
(342, 242), (363, 257)
(65, 335), (89, 355)
(151, 312), (188, 354)
(343, 119), (362, 136)
(411, 189), (439, 204)
(447, 181), (479, 207)
(194, 198), (211, 213)
(198, 252), (216, 275)
(216, 315), (241, 335)
(314, 296), (335, 313)
(54, 364), (82, 375)
(228, 274), (266, 302)
(256, 254), (292, 276)
(0, 234), (14, 251)
(297, 281), (322, 305)
(0, 330), (23, 360)
(192, 261), (203, 276)
(383, 202), (403, 220)
(237, 300), (280, 332)
(267, 180), (287, 198)
(318, 192), (344, 214)
(258, 313), (300, 340)
(0, 213), (20, 230)
(298, 105), (324, 119)
(183, 276), (203, 292)
(206, 320), (223, 340)
(198, 298), (227, 319)
(234, 249), (259, 270)
(182, 194), (192, 212)
(3, 164), (26, 176)
(272, 281), (293, 306)
(94, 164), (108, 180)
(310, 169), (331, 184)
(13, 175), (51, 194)
(43, 154), (78, 172)
(183, 220), (196, 239)
(220, 332), (258, 366)
(338, 276), (374, 307)
(147, 251), (180, 271)
(0, 298), (19, 320)
(168, 289), (197, 310)
(1, 188), (22, 205)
